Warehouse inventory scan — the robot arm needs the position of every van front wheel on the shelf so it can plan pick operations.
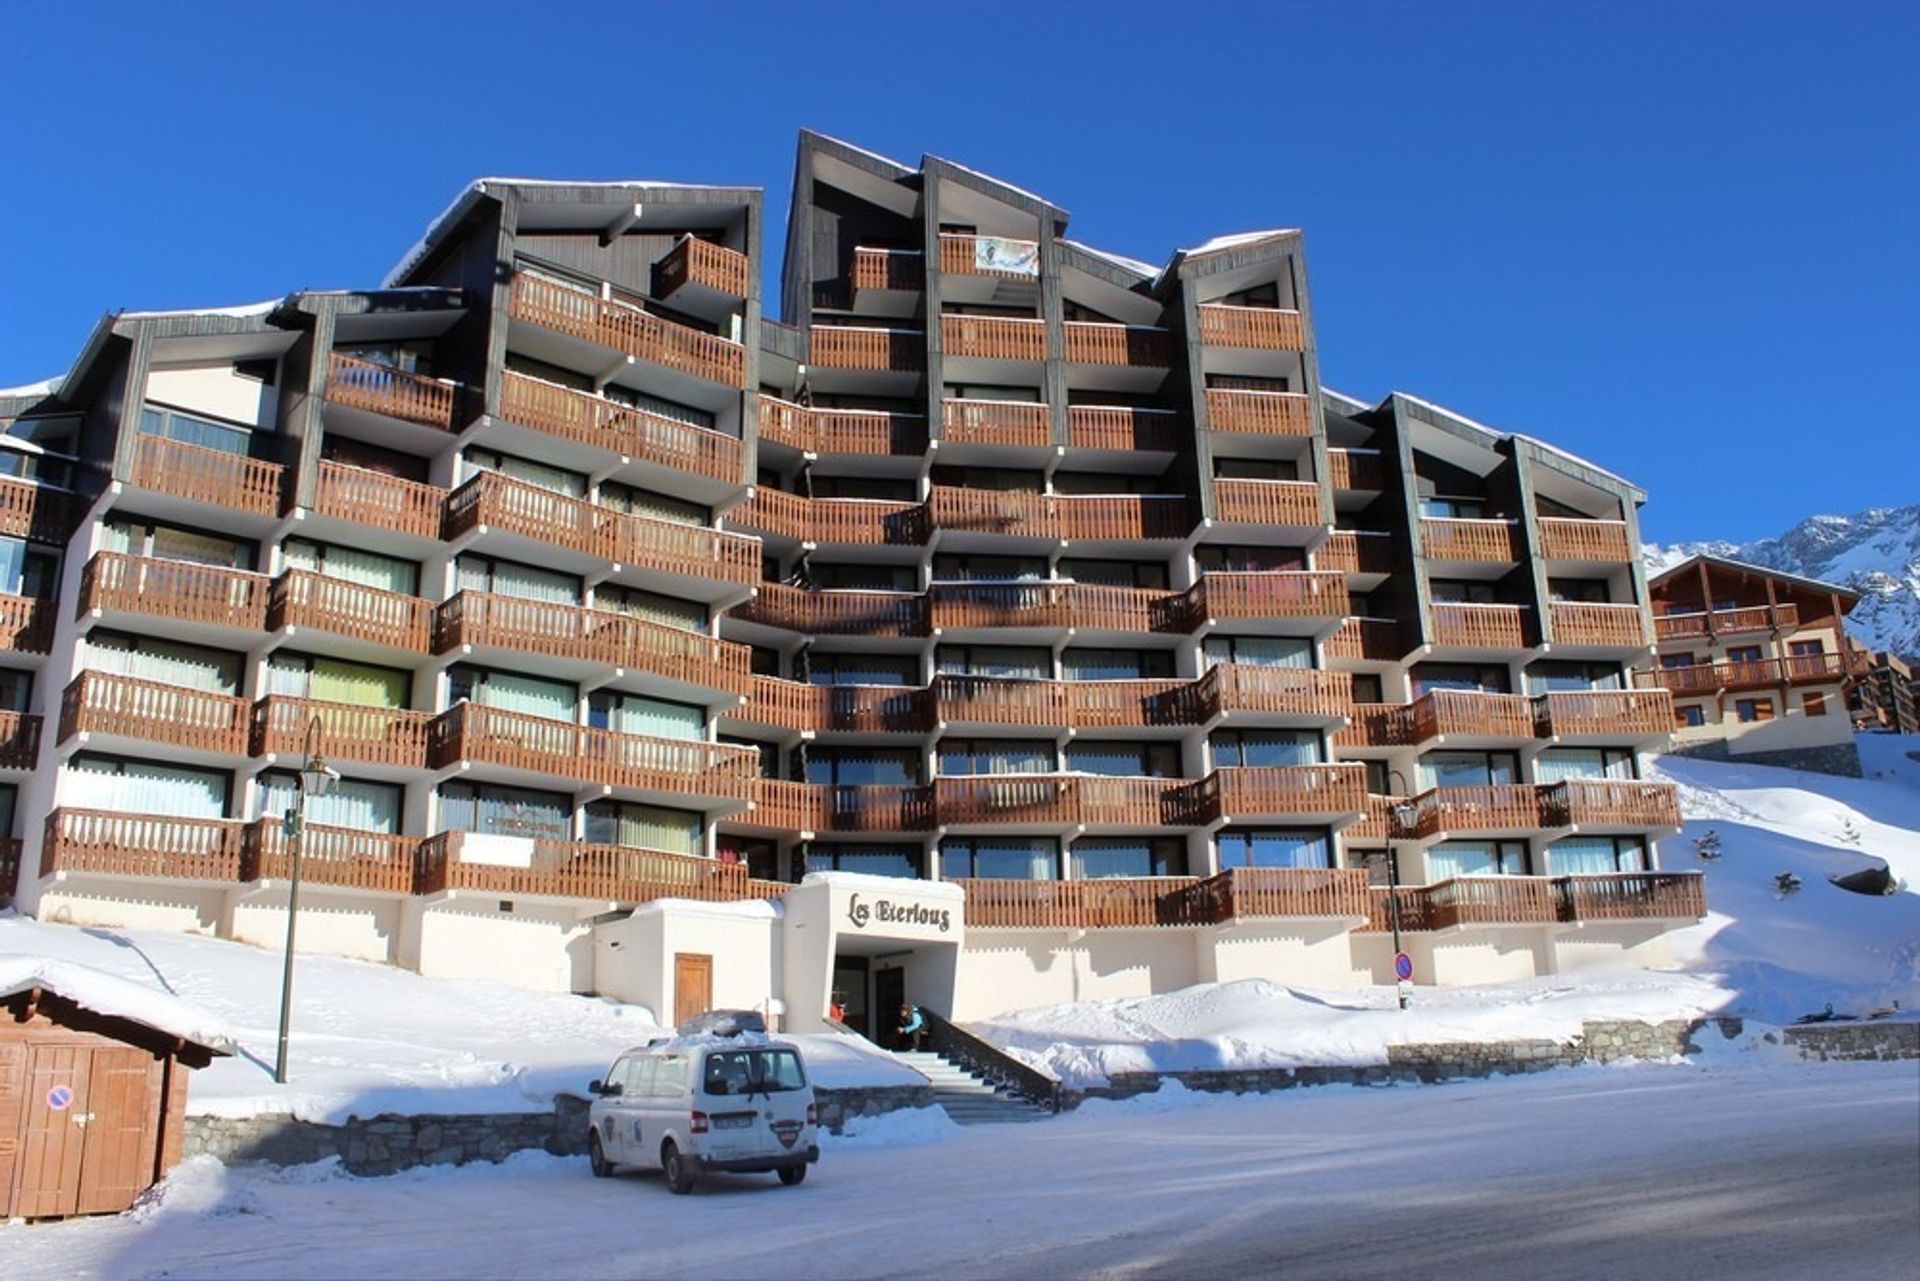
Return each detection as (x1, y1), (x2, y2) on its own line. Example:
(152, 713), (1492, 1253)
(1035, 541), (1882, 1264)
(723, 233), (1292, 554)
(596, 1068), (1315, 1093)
(588, 1132), (612, 1179)
(662, 1142), (696, 1195)
(778, 1164), (807, 1187)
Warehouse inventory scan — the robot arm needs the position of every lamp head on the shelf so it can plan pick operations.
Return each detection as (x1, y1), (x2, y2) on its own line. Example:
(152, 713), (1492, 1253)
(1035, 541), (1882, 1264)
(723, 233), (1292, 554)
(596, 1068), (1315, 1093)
(300, 755), (342, 798)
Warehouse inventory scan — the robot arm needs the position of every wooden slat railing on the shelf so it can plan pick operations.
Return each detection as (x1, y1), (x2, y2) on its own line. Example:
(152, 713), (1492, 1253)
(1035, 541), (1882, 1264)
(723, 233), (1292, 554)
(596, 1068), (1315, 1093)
(1411, 785), (1545, 837)
(1652, 603), (1799, 642)
(426, 703), (758, 803)
(312, 462), (445, 540)
(433, 591), (750, 693)
(1536, 517), (1632, 562)
(1419, 517), (1519, 562)
(1196, 304), (1305, 350)
(815, 408), (925, 455)
(326, 352), (459, 429)
(1066, 679), (1190, 729)
(754, 780), (936, 833)
(1411, 689), (1535, 741)
(133, 434), (284, 517)
(250, 696), (433, 770)
(1359, 872), (1706, 931)
(1347, 794), (1416, 843)
(499, 372), (743, 483)
(938, 233), (1040, 278)
(1211, 478), (1323, 526)
(59, 672), (250, 756)
(42, 808), (245, 882)
(928, 582), (1179, 634)
(1175, 866), (1371, 923)
(953, 877), (1205, 929)
(1066, 406), (1183, 452)
(1319, 531), (1395, 575)
(1430, 602), (1528, 649)
(270, 570), (434, 653)
(1186, 764), (1368, 823)
(1423, 876), (1562, 929)
(1190, 663), (1353, 721)
(1543, 779), (1682, 830)
(729, 677), (933, 735)
(927, 488), (1193, 541)
(809, 325), (925, 372)
(1549, 602), (1646, 648)
(942, 314), (1047, 362)
(1363, 886), (1437, 933)
(1204, 388), (1313, 436)
(729, 490), (927, 546)
(0, 594), (54, 654)
(242, 821), (417, 894)
(1325, 449), (1385, 491)
(1063, 322), (1172, 367)
(76, 552), (270, 631)
(656, 235), (749, 299)
(1325, 617), (1403, 662)
(1180, 570), (1350, 622)
(731, 582), (929, 636)
(415, 829), (748, 904)
(1557, 872), (1704, 922)
(941, 399), (1051, 447)
(0, 710), (40, 770)
(1533, 689), (1673, 739)
(1335, 703), (1417, 749)
(508, 272), (744, 387)
(0, 476), (77, 544)
(850, 247), (924, 294)
(932, 675), (1072, 727)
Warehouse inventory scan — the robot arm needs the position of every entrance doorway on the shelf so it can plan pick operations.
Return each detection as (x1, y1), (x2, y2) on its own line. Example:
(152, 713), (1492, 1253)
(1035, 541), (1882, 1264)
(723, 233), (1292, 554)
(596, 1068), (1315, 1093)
(875, 967), (905, 1050)
(831, 955), (869, 1038)
(673, 953), (712, 1027)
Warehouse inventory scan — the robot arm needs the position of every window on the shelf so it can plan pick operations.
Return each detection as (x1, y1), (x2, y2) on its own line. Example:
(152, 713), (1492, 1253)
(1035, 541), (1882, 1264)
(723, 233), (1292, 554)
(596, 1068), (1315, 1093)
(1060, 648), (1173, 681)
(583, 800), (702, 856)
(811, 475), (917, 500)
(88, 632), (242, 695)
(1350, 674), (1384, 704)
(1216, 828), (1331, 870)
(1203, 636), (1312, 671)
(939, 739), (1054, 776)
(1533, 749), (1636, 783)
(1410, 663), (1510, 696)
(69, 754), (229, 818)
(1525, 660), (1625, 695)
(0, 538), (57, 599)
(1212, 730), (1324, 768)
(1803, 693), (1829, 718)
(806, 843), (922, 878)
(320, 435), (429, 483)
(1676, 704), (1707, 728)
(1735, 698), (1775, 723)
(447, 666), (576, 719)
(928, 465), (1042, 493)
(1064, 741), (1179, 778)
(1212, 457), (1299, 481)
(1072, 837), (1185, 879)
(1548, 578), (1611, 604)
(1053, 471), (1165, 496)
(456, 554), (580, 604)
(1429, 840), (1530, 878)
(1726, 646), (1763, 665)
(720, 735), (782, 779)
(285, 539), (419, 596)
(930, 554), (1048, 583)
(0, 669), (29, 713)
(595, 583), (707, 632)
(257, 771), (401, 834)
(1660, 653), (1699, 670)
(464, 446), (588, 498)
(140, 403), (255, 456)
(940, 837), (1058, 880)
(717, 835), (780, 882)
(266, 653), (409, 708)
(1419, 497), (1487, 519)
(589, 690), (704, 741)
(436, 781), (570, 839)
(1058, 559), (1167, 590)
(601, 384), (715, 432)
(804, 748), (920, 787)
(1418, 751), (1520, 789)
(1789, 640), (1825, 657)
(804, 651), (918, 687)
(0, 783), (14, 838)
(935, 645), (1050, 679)
(810, 561), (917, 592)
(1548, 836), (1648, 875)
(1195, 545), (1305, 574)
(1429, 580), (1498, 604)
(102, 518), (250, 568)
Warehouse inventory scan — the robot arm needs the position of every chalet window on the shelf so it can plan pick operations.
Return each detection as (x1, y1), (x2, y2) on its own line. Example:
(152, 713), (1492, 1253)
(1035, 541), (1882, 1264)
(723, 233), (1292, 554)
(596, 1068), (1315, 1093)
(811, 475), (917, 500)
(582, 800), (703, 856)
(257, 771), (400, 834)
(436, 781), (569, 840)
(1804, 693), (1829, 718)
(1204, 636), (1313, 671)
(285, 539), (420, 597)
(1418, 750), (1520, 789)
(69, 753), (229, 818)
(1735, 698), (1775, 723)
(1064, 741), (1179, 778)
(808, 560), (916, 592)
(456, 553), (580, 605)
(1058, 558), (1168, 589)
(719, 735), (781, 779)
(1212, 729), (1324, 768)
(1195, 544), (1305, 574)
(1212, 457), (1299, 481)
(803, 747), (920, 787)
(717, 835), (779, 882)
(939, 739), (1054, 776)
(139, 403), (255, 457)
(1072, 837), (1185, 879)
(1534, 748), (1636, 783)
(1217, 827), (1331, 870)
(935, 644), (1050, 680)
(1429, 839), (1530, 878)
(1420, 497), (1487, 519)
(1548, 578), (1612, 604)
(463, 446), (587, 499)
(0, 668), (29, 713)
(1351, 674), (1384, 704)
(1676, 704), (1707, 728)
(267, 652), (409, 708)
(1726, 646), (1763, 665)
(589, 690), (705, 741)
(806, 842), (922, 879)
(1061, 647), (1172, 681)
(1429, 580), (1498, 605)
(600, 479), (708, 525)
(447, 665), (576, 720)
(88, 632), (242, 695)
(101, 518), (251, 569)
(940, 836), (1058, 881)
(1549, 835), (1648, 875)
(1526, 660), (1624, 694)
(1411, 663), (1510, 696)
(804, 652), (918, 687)
(595, 582), (707, 632)
(931, 554), (1048, 583)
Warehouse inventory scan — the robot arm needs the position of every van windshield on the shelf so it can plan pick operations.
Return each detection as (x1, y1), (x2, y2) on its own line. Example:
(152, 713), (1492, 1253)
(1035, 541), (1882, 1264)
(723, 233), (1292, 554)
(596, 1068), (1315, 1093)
(703, 1049), (807, 1095)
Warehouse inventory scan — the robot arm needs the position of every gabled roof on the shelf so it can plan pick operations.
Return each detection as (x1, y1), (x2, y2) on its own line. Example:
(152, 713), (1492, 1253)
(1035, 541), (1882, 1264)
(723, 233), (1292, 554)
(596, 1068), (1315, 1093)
(0, 955), (236, 1056)
(1648, 553), (1863, 606)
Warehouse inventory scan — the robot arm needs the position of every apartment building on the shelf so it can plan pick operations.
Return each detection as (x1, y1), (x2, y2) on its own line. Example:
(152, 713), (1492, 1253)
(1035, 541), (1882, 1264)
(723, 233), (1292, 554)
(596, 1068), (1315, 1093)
(1846, 644), (1918, 735)
(1641, 555), (1863, 775)
(0, 134), (1701, 1037)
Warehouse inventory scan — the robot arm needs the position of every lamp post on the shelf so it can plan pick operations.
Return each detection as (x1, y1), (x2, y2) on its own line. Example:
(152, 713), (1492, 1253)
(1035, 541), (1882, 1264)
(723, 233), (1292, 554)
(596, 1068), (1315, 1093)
(273, 718), (340, 1085)
(1384, 769), (1420, 1011)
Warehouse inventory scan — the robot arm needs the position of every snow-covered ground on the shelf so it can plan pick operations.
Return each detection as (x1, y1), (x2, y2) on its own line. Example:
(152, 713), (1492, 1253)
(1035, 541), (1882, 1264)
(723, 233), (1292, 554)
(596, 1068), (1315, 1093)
(5, 1062), (1913, 1281)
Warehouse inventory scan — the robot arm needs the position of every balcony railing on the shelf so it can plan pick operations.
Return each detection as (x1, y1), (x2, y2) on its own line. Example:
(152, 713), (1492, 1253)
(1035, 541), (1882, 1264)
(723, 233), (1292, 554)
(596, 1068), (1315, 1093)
(242, 821), (417, 895)
(415, 829), (748, 904)
(1179, 571), (1350, 624)
(269, 570), (434, 653)
(929, 488), (1193, 541)
(1063, 322), (1172, 367)
(1196, 304), (1305, 350)
(1173, 866), (1372, 923)
(1414, 689), (1535, 741)
(1557, 872), (1705, 922)
(1180, 765), (1368, 824)
(1544, 779), (1682, 830)
(59, 671), (250, 756)
(942, 314), (1046, 362)
(730, 677), (933, 735)
(1430, 602), (1527, 649)
(754, 780), (935, 834)
(941, 399), (1051, 448)
(250, 696), (432, 770)
(1637, 654), (1848, 695)
(1651, 603), (1800, 642)
(955, 876), (1205, 929)
(810, 326), (924, 372)
(1348, 794), (1417, 843)
(935, 775), (1184, 829)
(656, 235), (749, 300)
(434, 591), (750, 693)
(1360, 872), (1706, 931)
(0, 595), (54, 654)
(758, 397), (926, 456)
(42, 808), (246, 882)
(1410, 785), (1546, 837)
(0, 710), (40, 770)
(1335, 704), (1416, 750)
(1422, 876), (1562, 928)
(1534, 689), (1673, 739)
(938, 233), (1041, 279)
(1419, 517), (1519, 562)
(1550, 602), (1645, 649)
(1537, 517), (1633, 562)
(1318, 532), (1395, 576)
(731, 583), (929, 637)
(850, 247), (924, 295)
(1325, 449), (1385, 492)
(509, 272), (744, 387)
(0, 476), (76, 545)
(312, 462), (445, 541)
(426, 703), (758, 804)
(76, 552), (270, 632)
(325, 353), (459, 430)
(1204, 388), (1313, 436)
(499, 372), (742, 484)
(1189, 664), (1351, 722)
(929, 582), (1180, 634)
(1211, 478), (1323, 526)
(132, 435), (284, 517)
(1325, 617), (1403, 662)
(731, 489), (927, 545)
(1066, 406), (1183, 453)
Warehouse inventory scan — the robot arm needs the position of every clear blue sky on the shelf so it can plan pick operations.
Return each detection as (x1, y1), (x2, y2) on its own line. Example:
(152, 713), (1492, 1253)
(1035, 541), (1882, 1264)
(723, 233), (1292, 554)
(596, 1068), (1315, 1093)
(3, 2), (1912, 544)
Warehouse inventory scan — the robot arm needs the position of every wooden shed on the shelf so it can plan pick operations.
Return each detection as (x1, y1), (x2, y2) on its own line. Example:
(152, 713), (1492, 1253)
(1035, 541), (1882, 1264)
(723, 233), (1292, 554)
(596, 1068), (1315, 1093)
(1, 958), (232, 1220)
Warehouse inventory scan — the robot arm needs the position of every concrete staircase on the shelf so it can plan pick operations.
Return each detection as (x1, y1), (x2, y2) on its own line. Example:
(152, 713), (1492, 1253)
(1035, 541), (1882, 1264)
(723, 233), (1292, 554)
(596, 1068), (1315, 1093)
(894, 1049), (1056, 1126)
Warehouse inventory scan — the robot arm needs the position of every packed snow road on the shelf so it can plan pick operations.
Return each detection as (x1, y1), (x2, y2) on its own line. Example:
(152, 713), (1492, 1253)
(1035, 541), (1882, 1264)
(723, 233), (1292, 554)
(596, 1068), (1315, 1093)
(6, 1061), (1915, 1281)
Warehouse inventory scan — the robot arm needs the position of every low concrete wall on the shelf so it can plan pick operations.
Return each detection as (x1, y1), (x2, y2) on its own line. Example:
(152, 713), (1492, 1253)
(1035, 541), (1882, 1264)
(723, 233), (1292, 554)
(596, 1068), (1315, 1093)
(185, 1084), (933, 1177)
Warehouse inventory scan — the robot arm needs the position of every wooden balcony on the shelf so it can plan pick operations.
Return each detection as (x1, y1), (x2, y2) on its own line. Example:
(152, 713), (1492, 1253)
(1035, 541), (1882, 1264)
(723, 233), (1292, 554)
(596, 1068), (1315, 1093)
(415, 829), (748, 905)
(312, 462), (445, 541)
(1318, 532), (1395, 576)
(269, 570), (433, 653)
(1782, 652), (1852, 684)
(731, 490), (927, 546)
(1550, 602), (1645, 649)
(1414, 690), (1534, 741)
(1430, 602), (1528, 650)
(499, 372), (743, 483)
(932, 675), (1070, 727)
(941, 399), (1051, 448)
(325, 352), (459, 430)
(731, 583), (929, 637)
(1211, 478), (1323, 526)
(730, 677), (933, 735)
(1534, 689), (1673, 740)
(655, 235), (749, 301)
(955, 876), (1205, 930)
(1543, 779), (1682, 830)
(1185, 664), (1353, 723)
(1363, 872), (1706, 931)
(1325, 617), (1403, 663)
(1183, 764), (1367, 824)
(1558, 872), (1704, 922)
(810, 326), (924, 372)
(928, 582), (1179, 634)
(1181, 571), (1350, 623)
(1348, 794), (1417, 843)
(250, 696), (432, 770)
(76, 552), (269, 632)
(1652, 603), (1799, 642)
(1537, 517), (1632, 562)
(427, 703), (758, 804)
(0, 476), (76, 545)
(1410, 785), (1546, 837)
(758, 398), (926, 456)
(942, 314), (1046, 362)
(0, 594), (54, 655)
(132, 434), (284, 517)
(1422, 876), (1561, 928)
(42, 808), (245, 883)
(938, 233), (1040, 279)
(1063, 322), (1172, 368)
(1174, 867), (1372, 923)
(508, 272), (744, 387)
(242, 822), (416, 895)
(1196, 304), (1305, 350)
(1066, 406), (1183, 453)
(936, 775), (1183, 829)
(754, 780), (935, 834)
(1419, 517), (1518, 562)
(59, 671), (250, 757)
(929, 488), (1193, 541)
(850, 247), (924, 295)
(1335, 704), (1416, 750)
(1325, 449), (1385, 492)
(1067, 679), (1193, 729)
(434, 591), (750, 693)
(1204, 389), (1313, 437)
(0, 710), (40, 769)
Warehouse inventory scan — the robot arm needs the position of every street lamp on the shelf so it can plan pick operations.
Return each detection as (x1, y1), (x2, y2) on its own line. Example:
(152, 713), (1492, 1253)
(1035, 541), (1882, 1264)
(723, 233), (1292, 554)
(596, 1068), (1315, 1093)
(273, 718), (341, 1085)
(1384, 769), (1420, 1012)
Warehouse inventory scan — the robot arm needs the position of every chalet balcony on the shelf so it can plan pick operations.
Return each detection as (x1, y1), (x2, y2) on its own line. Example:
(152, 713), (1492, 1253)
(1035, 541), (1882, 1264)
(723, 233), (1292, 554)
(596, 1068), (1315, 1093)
(1325, 449), (1385, 492)
(1361, 872), (1706, 931)
(932, 675), (1191, 730)
(728, 677), (933, 736)
(0, 476), (77, 545)
(752, 780), (935, 834)
(499, 372), (743, 484)
(1651, 603), (1800, 642)
(1173, 867), (1372, 923)
(1430, 602), (1528, 650)
(929, 488), (1193, 542)
(0, 710), (41, 770)
(1211, 478), (1323, 526)
(1543, 778), (1682, 830)
(426, 703), (758, 806)
(1318, 532), (1395, 576)
(730, 583), (929, 637)
(508, 272), (744, 388)
(1410, 785), (1547, 838)
(849, 247), (924, 295)
(1549, 601), (1646, 650)
(1179, 764), (1368, 824)
(1192, 662), (1352, 723)
(954, 866), (1369, 930)
(0, 595), (55, 655)
(433, 591), (751, 694)
(1416, 876), (1562, 928)
(1063, 322), (1172, 368)
(415, 830), (748, 905)
(1180, 571), (1350, 626)
(241, 821), (417, 895)
(250, 696), (432, 771)
(1536, 517), (1633, 563)
(76, 552), (270, 634)
(1067, 679), (1195, 729)
(312, 462), (445, 542)
(1066, 405), (1183, 453)
(1533, 689), (1673, 740)
(131, 435), (284, 518)
(1324, 617), (1403, 663)
(325, 352), (459, 430)
(1204, 388), (1313, 437)
(928, 582), (1181, 635)
(1348, 794), (1417, 843)
(1196, 304), (1306, 351)
(942, 399), (1051, 448)
(268, 570), (434, 654)
(1419, 517), (1519, 563)
(810, 326), (924, 372)
(1334, 704), (1414, 750)
(938, 233), (1041, 280)
(935, 775), (1184, 830)
(41, 808), (246, 884)
(757, 397), (925, 456)
(655, 235), (750, 302)
(942, 315), (1047, 363)
(730, 490), (927, 546)
(1336, 689), (1534, 750)
(1557, 872), (1706, 923)
(58, 671), (251, 757)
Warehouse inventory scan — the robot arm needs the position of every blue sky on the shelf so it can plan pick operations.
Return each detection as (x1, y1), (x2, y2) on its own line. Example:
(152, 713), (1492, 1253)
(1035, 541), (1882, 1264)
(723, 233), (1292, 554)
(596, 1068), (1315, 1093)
(2, 2), (1912, 543)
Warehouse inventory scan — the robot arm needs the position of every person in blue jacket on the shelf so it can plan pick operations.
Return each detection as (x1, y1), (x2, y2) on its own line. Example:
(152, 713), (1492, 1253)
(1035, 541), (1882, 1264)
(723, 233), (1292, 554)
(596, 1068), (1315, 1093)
(896, 1002), (927, 1051)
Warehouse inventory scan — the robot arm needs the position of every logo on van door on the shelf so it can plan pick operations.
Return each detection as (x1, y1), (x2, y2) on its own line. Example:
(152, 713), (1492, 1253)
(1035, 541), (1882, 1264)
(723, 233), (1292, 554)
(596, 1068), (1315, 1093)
(847, 893), (950, 933)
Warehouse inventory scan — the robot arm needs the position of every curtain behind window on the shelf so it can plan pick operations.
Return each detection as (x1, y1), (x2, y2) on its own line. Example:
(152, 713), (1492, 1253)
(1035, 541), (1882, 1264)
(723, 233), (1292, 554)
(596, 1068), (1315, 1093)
(69, 758), (228, 817)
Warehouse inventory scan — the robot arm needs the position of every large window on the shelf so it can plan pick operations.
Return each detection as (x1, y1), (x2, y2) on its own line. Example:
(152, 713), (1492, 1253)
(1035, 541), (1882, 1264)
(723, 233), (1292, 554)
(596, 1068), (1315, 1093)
(589, 690), (704, 741)
(464, 446), (587, 498)
(1064, 740), (1179, 778)
(941, 836), (1058, 880)
(140, 403), (254, 456)
(1216, 828), (1331, 870)
(437, 781), (570, 840)
(601, 479), (708, 526)
(935, 645), (1050, 679)
(1072, 837), (1185, 879)
(1428, 840), (1530, 878)
(810, 561), (917, 592)
(804, 652), (918, 687)
(284, 538), (419, 596)
(1211, 729), (1324, 768)
(805, 843), (922, 879)
(1525, 660), (1625, 694)
(257, 771), (401, 834)
(448, 666), (576, 720)
(1418, 751), (1519, 790)
(0, 538), (57, 599)
(939, 738), (1054, 776)
(1058, 558), (1167, 589)
(804, 748), (921, 787)
(595, 583), (707, 632)
(1533, 748), (1636, 783)
(88, 632), (242, 694)
(456, 553), (580, 604)
(1061, 647), (1173, 681)
(266, 653), (409, 708)
(1195, 545), (1304, 574)
(1203, 636), (1312, 671)
(102, 518), (250, 568)
(930, 554), (1048, 583)
(0, 669), (29, 714)
(69, 754), (228, 818)
(583, 800), (703, 856)
(1410, 663), (1510, 696)
(1548, 836), (1648, 876)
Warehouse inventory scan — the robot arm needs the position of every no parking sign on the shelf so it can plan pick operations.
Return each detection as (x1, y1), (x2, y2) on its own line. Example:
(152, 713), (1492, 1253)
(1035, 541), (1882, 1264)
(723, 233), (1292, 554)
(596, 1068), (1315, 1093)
(47, 1084), (74, 1111)
(1394, 952), (1414, 983)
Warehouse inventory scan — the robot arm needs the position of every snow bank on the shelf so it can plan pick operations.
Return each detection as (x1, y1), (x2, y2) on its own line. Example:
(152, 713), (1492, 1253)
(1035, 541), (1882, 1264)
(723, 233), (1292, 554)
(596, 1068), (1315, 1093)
(823, 1104), (959, 1148)
(0, 953), (238, 1052)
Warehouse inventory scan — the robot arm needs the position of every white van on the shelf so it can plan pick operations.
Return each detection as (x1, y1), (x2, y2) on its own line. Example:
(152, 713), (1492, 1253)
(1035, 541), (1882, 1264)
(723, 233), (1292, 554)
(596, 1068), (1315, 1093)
(587, 1036), (820, 1193)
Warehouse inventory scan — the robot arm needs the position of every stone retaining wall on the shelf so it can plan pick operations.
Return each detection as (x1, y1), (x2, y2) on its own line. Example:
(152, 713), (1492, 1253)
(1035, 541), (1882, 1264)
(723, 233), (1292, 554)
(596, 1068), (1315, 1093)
(1669, 738), (1864, 778)
(1780, 1020), (1920, 1061)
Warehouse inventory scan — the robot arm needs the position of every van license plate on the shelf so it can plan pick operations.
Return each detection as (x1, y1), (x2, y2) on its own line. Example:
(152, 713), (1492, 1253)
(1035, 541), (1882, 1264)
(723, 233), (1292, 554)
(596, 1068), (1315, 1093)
(714, 1113), (755, 1129)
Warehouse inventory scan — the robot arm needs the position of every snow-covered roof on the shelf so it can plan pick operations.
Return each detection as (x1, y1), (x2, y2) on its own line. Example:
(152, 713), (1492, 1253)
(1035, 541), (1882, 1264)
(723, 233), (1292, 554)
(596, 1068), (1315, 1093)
(0, 954), (237, 1053)
(930, 156), (1058, 212)
(1392, 392), (1644, 496)
(1059, 238), (1158, 279)
(1319, 386), (1374, 416)
(1648, 552), (1862, 602)
(0, 376), (64, 399)
(1180, 229), (1299, 257)
(118, 299), (279, 321)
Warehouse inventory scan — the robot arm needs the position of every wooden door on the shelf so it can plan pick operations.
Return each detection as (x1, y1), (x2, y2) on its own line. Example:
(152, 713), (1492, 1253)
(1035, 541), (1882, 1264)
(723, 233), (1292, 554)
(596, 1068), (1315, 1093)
(673, 953), (712, 1027)
(0, 1041), (29, 1219)
(14, 1044), (91, 1219)
(76, 1048), (162, 1215)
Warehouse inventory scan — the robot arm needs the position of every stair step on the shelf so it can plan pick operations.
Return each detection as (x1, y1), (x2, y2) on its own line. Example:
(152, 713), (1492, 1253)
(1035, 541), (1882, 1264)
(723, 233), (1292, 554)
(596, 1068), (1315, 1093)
(893, 1044), (1056, 1126)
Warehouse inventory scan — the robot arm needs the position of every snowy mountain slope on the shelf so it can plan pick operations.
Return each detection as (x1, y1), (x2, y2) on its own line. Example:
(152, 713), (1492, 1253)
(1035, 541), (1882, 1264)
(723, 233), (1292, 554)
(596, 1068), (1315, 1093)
(1644, 504), (1920, 658)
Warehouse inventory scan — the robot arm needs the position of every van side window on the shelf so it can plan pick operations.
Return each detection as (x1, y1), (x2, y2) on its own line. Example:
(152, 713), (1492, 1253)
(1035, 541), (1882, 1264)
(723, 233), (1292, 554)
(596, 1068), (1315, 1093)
(654, 1056), (688, 1097)
(607, 1057), (637, 1094)
(626, 1057), (658, 1099)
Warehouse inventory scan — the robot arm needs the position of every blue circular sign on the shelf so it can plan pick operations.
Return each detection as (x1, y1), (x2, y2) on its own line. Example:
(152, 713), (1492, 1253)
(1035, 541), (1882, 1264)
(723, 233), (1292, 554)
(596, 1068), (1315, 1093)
(47, 1084), (74, 1111)
(1393, 952), (1414, 983)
